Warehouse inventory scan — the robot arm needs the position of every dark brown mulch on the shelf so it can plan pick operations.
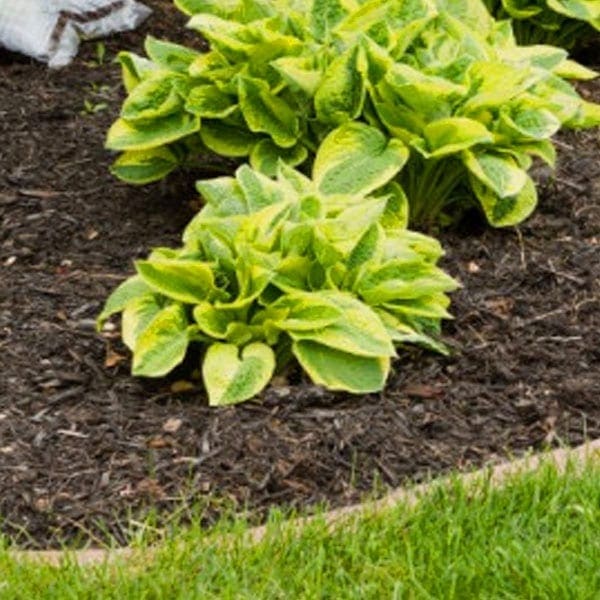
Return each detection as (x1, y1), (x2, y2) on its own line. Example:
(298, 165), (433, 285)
(1, 1), (599, 549)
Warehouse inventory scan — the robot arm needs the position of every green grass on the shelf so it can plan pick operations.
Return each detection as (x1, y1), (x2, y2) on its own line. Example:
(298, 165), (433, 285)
(1, 456), (599, 599)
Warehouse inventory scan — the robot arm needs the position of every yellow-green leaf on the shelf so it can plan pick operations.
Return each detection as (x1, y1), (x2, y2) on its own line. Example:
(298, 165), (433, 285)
(136, 259), (217, 304)
(122, 294), (163, 350)
(463, 150), (527, 198)
(106, 113), (200, 151)
(203, 342), (275, 406)
(110, 147), (179, 185)
(185, 85), (237, 118)
(133, 304), (190, 377)
(250, 139), (308, 177)
(314, 46), (365, 126)
(313, 123), (408, 197)
(471, 174), (538, 227)
(290, 292), (395, 358)
(238, 77), (300, 148)
(97, 276), (152, 329)
(293, 340), (389, 393)
(200, 120), (258, 157)
(413, 117), (493, 158)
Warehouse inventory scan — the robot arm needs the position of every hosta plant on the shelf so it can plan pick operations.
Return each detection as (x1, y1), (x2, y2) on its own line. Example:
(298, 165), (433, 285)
(106, 0), (600, 228)
(99, 123), (458, 405)
(483, 0), (600, 48)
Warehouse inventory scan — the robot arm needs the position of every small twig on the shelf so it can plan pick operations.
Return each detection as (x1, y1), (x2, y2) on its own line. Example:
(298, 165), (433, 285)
(514, 228), (526, 270)
(516, 307), (569, 328)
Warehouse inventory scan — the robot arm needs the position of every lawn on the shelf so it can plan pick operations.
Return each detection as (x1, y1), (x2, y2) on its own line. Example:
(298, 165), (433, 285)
(1, 451), (598, 599)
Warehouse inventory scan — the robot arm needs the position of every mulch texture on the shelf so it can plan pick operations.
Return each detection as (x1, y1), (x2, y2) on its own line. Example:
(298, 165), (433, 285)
(1, 1), (599, 549)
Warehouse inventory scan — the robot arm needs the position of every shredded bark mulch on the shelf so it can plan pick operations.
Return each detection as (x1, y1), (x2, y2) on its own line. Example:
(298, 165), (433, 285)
(1, 1), (599, 549)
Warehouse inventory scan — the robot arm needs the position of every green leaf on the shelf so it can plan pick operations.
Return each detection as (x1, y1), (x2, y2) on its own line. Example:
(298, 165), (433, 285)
(413, 117), (494, 158)
(250, 139), (308, 177)
(144, 36), (200, 72)
(463, 150), (527, 198)
(293, 340), (389, 393)
(313, 123), (408, 197)
(136, 259), (218, 304)
(193, 302), (234, 338)
(290, 292), (395, 358)
(271, 56), (322, 96)
(132, 304), (190, 377)
(110, 147), (180, 184)
(310, 0), (349, 40)
(471, 174), (538, 227)
(106, 113), (200, 151)
(314, 46), (365, 126)
(347, 224), (383, 272)
(268, 292), (343, 331)
(117, 52), (160, 92)
(238, 77), (300, 148)
(499, 107), (561, 141)
(203, 342), (275, 406)
(120, 75), (185, 124)
(185, 85), (238, 118)
(199, 120), (258, 157)
(122, 294), (163, 350)
(236, 164), (287, 211)
(97, 276), (152, 329)
(194, 177), (248, 216)
(358, 260), (459, 304)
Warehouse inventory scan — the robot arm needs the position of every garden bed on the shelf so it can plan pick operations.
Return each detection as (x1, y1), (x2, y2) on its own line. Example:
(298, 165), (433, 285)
(1, 0), (599, 549)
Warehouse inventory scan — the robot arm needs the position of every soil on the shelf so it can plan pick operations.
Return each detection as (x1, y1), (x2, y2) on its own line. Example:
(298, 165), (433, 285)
(1, 1), (599, 549)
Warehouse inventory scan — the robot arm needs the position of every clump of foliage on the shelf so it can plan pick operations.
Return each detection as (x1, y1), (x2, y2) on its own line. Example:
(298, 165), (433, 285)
(99, 124), (458, 405)
(106, 0), (600, 228)
(483, 0), (599, 48)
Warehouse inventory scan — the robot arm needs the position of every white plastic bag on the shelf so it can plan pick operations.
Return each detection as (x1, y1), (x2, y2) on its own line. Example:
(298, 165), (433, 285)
(0, 0), (151, 67)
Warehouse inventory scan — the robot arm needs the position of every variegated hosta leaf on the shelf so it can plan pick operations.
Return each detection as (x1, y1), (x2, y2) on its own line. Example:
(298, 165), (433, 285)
(547, 0), (600, 24)
(193, 302), (235, 338)
(412, 117), (493, 158)
(357, 259), (459, 304)
(117, 52), (160, 93)
(120, 75), (186, 124)
(132, 304), (191, 376)
(199, 120), (259, 157)
(268, 291), (343, 331)
(202, 342), (275, 405)
(313, 123), (408, 197)
(106, 113), (200, 151)
(554, 60), (599, 81)
(471, 173), (538, 227)
(250, 139), (308, 177)
(499, 106), (561, 141)
(97, 276), (152, 328)
(463, 150), (527, 199)
(122, 294), (163, 350)
(310, 0), (350, 41)
(293, 340), (389, 393)
(136, 258), (219, 304)
(144, 36), (201, 72)
(314, 46), (366, 126)
(289, 292), (395, 358)
(185, 85), (237, 118)
(236, 164), (288, 211)
(238, 77), (300, 148)
(194, 176), (248, 216)
(110, 147), (180, 185)
(175, 0), (273, 21)
(271, 56), (323, 96)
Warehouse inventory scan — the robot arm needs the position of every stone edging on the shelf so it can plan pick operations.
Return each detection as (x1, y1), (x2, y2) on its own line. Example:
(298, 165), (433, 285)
(8, 439), (600, 567)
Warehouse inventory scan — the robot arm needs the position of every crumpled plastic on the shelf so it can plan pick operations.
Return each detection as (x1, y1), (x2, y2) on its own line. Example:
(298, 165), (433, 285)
(0, 0), (151, 67)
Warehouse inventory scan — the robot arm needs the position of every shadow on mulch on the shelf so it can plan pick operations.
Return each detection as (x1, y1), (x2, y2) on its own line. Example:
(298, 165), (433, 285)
(1, 1), (599, 549)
